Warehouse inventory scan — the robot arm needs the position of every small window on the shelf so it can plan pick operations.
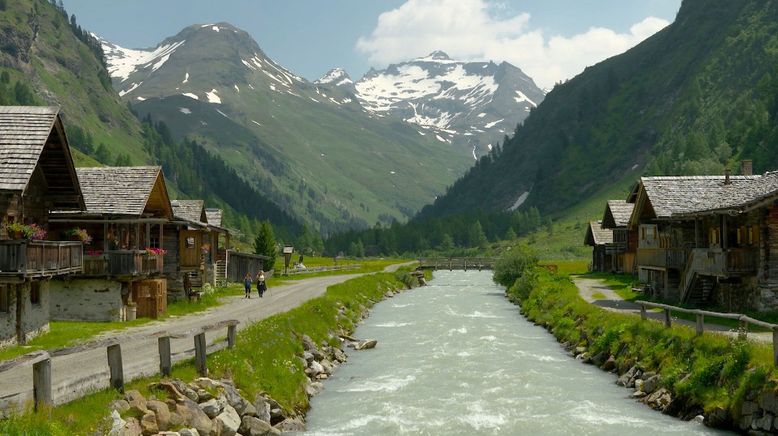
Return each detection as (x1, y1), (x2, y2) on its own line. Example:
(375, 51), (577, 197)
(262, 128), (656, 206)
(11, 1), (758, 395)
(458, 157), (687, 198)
(0, 286), (9, 313)
(751, 226), (760, 245)
(641, 227), (646, 240)
(737, 228), (743, 245)
(186, 237), (195, 248)
(30, 282), (41, 306)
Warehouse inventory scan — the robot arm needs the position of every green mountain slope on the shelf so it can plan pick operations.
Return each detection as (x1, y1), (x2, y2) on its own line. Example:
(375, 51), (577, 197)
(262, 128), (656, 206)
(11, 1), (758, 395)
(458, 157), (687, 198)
(103, 23), (473, 234)
(0, 0), (302, 241)
(420, 0), (778, 220)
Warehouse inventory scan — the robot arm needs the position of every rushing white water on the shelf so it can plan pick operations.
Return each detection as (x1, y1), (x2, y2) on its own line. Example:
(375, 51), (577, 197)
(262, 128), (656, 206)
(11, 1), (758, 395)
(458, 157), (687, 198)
(305, 271), (728, 435)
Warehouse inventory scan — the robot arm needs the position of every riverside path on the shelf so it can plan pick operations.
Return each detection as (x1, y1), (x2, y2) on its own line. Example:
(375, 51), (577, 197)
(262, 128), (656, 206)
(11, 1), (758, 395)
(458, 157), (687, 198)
(574, 277), (772, 343)
(0, 262), (411, 412)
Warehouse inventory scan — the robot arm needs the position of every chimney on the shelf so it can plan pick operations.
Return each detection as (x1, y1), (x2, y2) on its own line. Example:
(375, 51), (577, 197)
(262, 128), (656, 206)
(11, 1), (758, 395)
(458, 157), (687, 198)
(741, 159), (753, 176)
(724, 168), (731, 185)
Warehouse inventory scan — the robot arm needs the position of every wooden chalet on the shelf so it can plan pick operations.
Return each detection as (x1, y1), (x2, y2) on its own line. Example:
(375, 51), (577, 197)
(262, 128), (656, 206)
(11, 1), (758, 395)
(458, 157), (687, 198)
(601, 200), (636, 273)
(165, 200), (229, 297)
(584, 221), (613, 272)
(0, 106), (85, 344)
(48, 166), (172, 321)
(630, 162), (778, 310)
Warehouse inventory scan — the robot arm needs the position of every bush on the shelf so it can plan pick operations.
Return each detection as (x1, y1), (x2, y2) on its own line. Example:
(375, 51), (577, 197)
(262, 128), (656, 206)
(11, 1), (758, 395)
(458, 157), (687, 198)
(492, 245), (538, 287)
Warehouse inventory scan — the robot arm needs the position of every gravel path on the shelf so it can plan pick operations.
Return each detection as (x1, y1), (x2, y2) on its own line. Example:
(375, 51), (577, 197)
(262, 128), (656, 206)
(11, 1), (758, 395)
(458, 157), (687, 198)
(573, 276), (771, 343)
(0, 262), (412, 412)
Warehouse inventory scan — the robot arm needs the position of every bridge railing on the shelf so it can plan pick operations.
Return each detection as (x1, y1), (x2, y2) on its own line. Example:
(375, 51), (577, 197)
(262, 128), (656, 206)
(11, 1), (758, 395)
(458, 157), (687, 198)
(418, 257), (496, 270)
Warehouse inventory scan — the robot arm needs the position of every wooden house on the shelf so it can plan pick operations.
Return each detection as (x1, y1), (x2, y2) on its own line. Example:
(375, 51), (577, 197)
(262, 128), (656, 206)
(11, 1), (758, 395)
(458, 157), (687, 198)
(205, 208), (230, 285)
(584, 220), (613, 272)
(0, 106), (85, 345)
(49, 166), (172, 321)
(630, 164), (778, 310)
(601, 200), (636, 273)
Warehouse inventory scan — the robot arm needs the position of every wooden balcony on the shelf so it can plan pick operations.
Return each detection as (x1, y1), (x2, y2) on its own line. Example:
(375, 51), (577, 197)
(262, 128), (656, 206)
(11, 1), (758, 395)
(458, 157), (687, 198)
(0, 240), (83, 279)
(686, 248), (757, 277)
(81, 250), (164, 278)
(605, 242), (628, 255)
(636, 248), (686, 270)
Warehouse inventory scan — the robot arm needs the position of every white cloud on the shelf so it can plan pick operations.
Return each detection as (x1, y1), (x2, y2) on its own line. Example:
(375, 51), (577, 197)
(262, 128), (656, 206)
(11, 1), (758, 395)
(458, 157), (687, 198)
(357, 0), (670, 89)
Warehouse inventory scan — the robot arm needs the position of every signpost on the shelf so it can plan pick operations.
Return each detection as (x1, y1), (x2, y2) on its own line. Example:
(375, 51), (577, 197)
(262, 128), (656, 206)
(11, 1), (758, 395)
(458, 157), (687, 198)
(283, 246), (294, 275)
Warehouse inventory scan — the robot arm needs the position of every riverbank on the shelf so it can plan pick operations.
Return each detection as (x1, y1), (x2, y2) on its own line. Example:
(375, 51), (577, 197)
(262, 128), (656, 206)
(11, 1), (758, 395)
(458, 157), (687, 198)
(507, 266), (778, 433)
(0, 267), (426, 434)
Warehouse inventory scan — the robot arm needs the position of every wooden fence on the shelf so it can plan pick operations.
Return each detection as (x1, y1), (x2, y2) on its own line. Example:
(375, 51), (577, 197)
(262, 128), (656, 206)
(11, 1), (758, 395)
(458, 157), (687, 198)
(637, 301), (778, 365)
(0, 320), (239, 411)
(418, 257), (496, 270)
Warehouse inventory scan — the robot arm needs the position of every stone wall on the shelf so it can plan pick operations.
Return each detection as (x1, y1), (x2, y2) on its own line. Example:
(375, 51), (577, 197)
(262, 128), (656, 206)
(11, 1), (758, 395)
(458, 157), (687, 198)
(50, 279), (123, 322)
(0, 281), (50, 346)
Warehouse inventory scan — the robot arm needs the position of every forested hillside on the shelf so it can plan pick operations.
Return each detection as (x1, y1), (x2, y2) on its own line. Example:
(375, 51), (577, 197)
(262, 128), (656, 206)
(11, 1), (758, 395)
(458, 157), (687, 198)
(420, 0), (778, 220)
(0, 0), (301, 241)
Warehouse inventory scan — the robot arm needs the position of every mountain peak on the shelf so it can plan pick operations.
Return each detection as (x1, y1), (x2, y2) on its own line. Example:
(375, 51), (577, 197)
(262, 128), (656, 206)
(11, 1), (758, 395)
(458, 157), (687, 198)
(316, 68), (353, 86)
(417, 50), (452, 62)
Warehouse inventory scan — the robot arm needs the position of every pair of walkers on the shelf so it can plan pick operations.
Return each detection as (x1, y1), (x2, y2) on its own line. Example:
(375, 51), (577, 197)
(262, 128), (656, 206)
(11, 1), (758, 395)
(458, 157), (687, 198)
(243, 271), (267, 298)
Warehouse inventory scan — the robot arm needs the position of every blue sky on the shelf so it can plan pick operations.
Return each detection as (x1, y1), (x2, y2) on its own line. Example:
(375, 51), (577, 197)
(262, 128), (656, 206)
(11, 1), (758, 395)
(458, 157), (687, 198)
(63, 0), (682, 87)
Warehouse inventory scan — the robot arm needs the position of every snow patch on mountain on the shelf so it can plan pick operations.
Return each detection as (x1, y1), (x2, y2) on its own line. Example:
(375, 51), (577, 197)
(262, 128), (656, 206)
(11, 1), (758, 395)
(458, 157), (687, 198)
(182, 72), (189, 84)
(182, 93), (199, 100)
(99, 37), (186, 82)
(119, 82), (142, 97)
(206, 89), (221, 104)
(316, 68), (353, 86)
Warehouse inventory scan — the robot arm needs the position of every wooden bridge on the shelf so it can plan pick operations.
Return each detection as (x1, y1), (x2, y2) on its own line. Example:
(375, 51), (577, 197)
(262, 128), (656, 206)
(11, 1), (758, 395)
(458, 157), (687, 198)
(418, 257), (496, 271)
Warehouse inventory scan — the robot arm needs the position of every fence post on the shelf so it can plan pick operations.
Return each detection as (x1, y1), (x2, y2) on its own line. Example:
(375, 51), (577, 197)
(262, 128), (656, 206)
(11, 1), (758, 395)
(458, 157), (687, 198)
(32, 357), (52, 411)
(664, 309), (672, 328)
(194, 332), (208, 376)
(107, 344), (124, 392)
(158, 336), (172, 377)
(227, 324), (237, 349)
(695, 314), (704, 336)
(739, 319), (748, 340)
(773, 329), (778, 367)
(640, 304), (646, 321)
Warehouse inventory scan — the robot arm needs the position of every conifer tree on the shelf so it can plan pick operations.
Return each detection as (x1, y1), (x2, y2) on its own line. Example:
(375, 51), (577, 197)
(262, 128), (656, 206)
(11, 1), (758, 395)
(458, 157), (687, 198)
(254, 220), (277, 271)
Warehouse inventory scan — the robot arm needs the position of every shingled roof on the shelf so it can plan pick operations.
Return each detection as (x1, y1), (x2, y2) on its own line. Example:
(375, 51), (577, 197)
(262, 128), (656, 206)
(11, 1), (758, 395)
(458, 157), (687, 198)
(602, 200), (634, 228)
(171, 200), (206, 225)
(76, 166), (171, 217)
(584, 221), (613, 246)
(0, 106), (59, 192)
(205, 208), (223, 227)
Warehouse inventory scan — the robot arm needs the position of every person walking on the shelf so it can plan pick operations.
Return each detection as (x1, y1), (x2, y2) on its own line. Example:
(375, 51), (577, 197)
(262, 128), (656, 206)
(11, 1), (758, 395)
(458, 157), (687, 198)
(243, 272), (252, 299)
(257, 271), (266, 298)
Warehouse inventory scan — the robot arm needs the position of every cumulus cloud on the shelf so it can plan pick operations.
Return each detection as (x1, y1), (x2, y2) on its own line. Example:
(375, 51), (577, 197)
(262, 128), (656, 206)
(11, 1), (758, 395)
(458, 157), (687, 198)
(357, 0), (670, 89)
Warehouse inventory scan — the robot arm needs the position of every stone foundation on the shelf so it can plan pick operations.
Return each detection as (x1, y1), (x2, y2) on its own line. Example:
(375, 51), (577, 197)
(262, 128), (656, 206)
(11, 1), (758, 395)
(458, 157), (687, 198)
(0, 281), (50, 346)
(50, 279), (123, 322)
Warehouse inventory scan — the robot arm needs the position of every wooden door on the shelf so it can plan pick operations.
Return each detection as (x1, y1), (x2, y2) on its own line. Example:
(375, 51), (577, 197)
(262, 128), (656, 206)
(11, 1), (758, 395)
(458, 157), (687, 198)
(179, 230), (202, 268)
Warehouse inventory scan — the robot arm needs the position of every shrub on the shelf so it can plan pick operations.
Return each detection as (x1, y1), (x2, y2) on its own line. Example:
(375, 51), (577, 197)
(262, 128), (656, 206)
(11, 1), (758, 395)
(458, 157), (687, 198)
(493, 244), (538, 287)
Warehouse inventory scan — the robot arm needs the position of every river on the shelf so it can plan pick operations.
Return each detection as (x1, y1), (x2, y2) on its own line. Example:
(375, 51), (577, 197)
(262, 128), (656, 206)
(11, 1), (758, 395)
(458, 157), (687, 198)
(304, 271), (728, 435)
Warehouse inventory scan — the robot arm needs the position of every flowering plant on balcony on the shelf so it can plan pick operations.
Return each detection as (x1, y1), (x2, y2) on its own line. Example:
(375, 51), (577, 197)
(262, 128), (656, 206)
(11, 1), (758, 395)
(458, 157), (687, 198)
(201, 243), (211, 254)
(28, 224), (46, 241)
(5, 222), (46, 240)
(86, 249), (103, 256)
(65, 227), (92, 244)
(145, 247), (167, 256)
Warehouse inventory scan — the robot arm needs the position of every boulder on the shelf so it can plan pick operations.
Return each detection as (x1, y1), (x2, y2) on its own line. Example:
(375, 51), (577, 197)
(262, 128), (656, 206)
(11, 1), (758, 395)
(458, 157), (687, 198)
(574, 346), (587, 356)
(157, 432), (181, 436)
(308, 360), (325, 376)
(591, 351), (607, 367)
(320, 359), (334, 374)
(240, 416), (281, 436)
(332, 348), (347, 363)
(645, 388), (672, 411)
(146, 399), (172, 431)
(140, 411), (159, 435)
(269, 407), (285, 425)
(122, 418), (143, 436)
(311, 348), (326, 362)
(178, 429), (200, 436)
(303, 351), (314, 362)
(742, 400), (760, 416)
(168, 410), (186, 429)
(109, 399), (130, 413)
(305, 381), (324, 397)
(196, 389), (213, 402)
(200, 398), (222, 419)
(275, 417), (306, 432)
(176, 398), (213, 436)
(253, 395), (272, 423)
(213, 404), (242, 436)
(354, 340), (377, 350)
(192, 377), (222, 392)
(171, 380), (200, 403)
(221, 384), (256, 416)
(601, 356), (617, 372)
(107, 410), (126, 436)
(642, 375), (661, 394)
(617, 366), (637, 387)
(753, 413), (774, 431)
(301, 335), (317, 352)
(124, 390), (149, 416)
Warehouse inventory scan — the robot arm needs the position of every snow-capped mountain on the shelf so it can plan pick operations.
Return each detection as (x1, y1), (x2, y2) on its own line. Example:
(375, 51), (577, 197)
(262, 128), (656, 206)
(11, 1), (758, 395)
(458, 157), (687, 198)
(97, 23), (473, 232)
(318, 51), (546, 158)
